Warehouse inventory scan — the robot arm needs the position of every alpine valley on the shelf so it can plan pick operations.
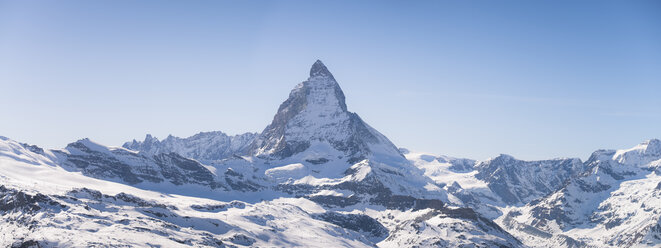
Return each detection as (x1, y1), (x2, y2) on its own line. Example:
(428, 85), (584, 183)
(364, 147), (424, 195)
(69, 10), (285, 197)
(1, 61), (659, 247)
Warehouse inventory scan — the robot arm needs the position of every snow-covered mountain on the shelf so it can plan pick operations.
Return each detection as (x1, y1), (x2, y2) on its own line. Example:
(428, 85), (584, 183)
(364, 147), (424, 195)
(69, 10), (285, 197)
(474, 155), (586, 206)
(123, 131), (257, 163)
(0, 60), (659, 247)
(248, 60), (405, 165)
(405, 152), (588, 219)
(499, 139), (661, 247)
(0, 60), (524, 247)
(119, 61), (446, 208)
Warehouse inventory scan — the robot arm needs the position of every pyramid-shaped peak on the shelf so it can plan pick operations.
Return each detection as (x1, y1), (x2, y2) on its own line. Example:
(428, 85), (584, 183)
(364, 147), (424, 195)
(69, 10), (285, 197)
(248, 60), (405, 163)
(310, 59), (334, 78)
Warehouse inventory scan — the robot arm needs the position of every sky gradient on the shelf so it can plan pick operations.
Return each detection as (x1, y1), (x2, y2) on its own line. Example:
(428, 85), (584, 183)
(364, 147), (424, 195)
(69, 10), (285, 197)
(1, 0), (660, 160)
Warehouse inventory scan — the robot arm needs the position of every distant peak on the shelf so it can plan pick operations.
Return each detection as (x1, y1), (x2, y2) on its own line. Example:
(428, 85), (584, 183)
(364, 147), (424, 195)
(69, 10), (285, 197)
(68, 138), (109, 153)
(644, 138), (660, 147)
(144, 134), (158, 142)
(641, 138), (661, 153)
(493, 154), (516, 161)
(310, 60), (333, 78)
(72, 138), (97, 146)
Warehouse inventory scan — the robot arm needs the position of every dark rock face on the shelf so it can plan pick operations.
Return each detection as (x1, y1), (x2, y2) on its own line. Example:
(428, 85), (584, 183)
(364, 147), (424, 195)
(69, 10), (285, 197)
(223, 169), (261, 192)
(60, 139), (225, 189)
(306, 195), (361, 208)
(475, 154), (586, 205)
(314, 211), (388, 241)
(251, 83), (310, 158)
(190, 201), (246, 212)
(67, 188), (177, 209)
(10, 240), (42, 248)
(19, 143), (44, 155)
(225, 234), (256, 246)
(0, 185), (65, 214)
(62, 141), (145, 184)
(152, 152), (219, 188)
(309, 59), (337, 80)
(529, 203), (575, 229)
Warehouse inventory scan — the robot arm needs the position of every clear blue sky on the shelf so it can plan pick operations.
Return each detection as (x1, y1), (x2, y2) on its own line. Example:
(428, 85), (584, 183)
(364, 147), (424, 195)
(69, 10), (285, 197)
(1, 0), (660, 160)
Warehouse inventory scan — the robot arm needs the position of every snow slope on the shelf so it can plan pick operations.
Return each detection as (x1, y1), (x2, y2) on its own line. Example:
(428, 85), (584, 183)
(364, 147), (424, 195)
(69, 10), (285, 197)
(0, 135), (520, 247)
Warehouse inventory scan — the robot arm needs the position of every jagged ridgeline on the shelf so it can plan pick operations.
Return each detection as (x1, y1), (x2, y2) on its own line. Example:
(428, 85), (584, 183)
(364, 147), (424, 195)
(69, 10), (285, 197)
(124, 60), (406, 165)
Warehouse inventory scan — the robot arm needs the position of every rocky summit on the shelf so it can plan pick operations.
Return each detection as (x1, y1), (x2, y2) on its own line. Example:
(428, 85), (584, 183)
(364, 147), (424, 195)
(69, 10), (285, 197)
(249, 60), (405, 165)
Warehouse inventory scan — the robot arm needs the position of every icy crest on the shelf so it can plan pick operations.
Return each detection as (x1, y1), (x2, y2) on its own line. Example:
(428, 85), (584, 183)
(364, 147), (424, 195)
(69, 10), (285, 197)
(613, 139), (661, 167)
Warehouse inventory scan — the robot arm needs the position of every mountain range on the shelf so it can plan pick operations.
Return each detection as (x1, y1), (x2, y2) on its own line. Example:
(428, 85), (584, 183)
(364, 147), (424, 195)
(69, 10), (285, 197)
(1, 60), (659, 247)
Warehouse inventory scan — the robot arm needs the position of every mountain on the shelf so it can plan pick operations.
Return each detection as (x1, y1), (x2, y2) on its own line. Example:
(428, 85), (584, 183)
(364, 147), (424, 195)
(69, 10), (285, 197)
(500, 139), (661, 247)
(248, 60), (405, 165)
(122, 60), (448, 209)
(123, 131), (257, 163)
(1, 60), (658, 247)
(62, 138), (221, 188)
(406, 141), (661, 247)
(0, 136), (264, 193)
(0, 60), (526, 247)
(474, 155), (586, 205)
(405, 151), (588, 219)
(237, 60), (445, 208)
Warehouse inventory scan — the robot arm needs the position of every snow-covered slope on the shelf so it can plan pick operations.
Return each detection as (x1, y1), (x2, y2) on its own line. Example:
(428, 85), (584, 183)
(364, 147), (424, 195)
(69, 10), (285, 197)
(0, 135), (521, 247)
(0, 164), (376, 248)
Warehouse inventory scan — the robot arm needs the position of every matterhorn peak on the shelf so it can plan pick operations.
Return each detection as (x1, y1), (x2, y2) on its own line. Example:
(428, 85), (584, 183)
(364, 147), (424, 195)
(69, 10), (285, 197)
(309, 59), (334, 79)
(249, 60), (404, 163)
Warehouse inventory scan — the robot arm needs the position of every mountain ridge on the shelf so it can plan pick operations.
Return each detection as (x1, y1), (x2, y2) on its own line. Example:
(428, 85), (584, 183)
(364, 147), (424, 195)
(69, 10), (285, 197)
(0, 60), (659, 247)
